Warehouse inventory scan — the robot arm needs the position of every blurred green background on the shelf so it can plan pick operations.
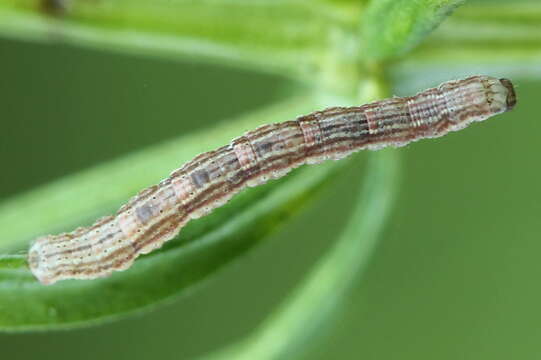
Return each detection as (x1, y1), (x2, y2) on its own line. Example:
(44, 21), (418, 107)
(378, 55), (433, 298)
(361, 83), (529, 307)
(1, 7), (541, 360)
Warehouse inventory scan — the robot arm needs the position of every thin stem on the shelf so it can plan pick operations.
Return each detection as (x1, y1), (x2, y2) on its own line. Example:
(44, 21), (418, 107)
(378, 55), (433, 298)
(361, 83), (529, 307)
(201, 75), (400, 360)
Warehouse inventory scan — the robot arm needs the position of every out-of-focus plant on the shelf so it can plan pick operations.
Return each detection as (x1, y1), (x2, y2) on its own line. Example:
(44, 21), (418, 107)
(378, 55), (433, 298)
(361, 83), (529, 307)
(0, 0), (538, 358)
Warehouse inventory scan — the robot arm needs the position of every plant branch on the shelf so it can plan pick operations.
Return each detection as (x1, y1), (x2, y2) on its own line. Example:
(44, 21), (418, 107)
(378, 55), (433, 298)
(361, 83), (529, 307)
(395, 2), (541, 81)
(200, 75), (400, 360)
(0, 0), (362, 80)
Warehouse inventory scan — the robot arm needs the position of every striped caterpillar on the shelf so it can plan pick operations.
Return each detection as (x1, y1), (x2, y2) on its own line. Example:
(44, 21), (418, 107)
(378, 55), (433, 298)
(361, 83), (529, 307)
(28, 75), (517, 285)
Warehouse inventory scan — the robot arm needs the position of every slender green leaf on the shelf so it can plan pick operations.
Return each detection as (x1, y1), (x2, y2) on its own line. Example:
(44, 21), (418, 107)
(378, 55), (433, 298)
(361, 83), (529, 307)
(0, 158), (348, 331)
(0, 0), (360, 79)
(422, 2), (541, 53)
(361, 0), (465, 60)
(398, 2), (541, 79)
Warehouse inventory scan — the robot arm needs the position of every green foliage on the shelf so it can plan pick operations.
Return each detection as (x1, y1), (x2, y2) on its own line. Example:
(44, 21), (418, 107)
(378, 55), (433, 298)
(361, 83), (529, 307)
(0, 0), (537, 358)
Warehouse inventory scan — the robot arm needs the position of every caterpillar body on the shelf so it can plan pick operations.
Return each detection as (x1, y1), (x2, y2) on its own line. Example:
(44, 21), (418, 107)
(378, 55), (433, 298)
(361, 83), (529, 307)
(28, 75), (517, 285)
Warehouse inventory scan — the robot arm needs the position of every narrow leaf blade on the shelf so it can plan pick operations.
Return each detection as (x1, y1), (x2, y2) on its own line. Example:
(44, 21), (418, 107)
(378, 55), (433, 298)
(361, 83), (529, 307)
(0, 0), (351, 79)
(0, 158), (345, 331)
(397, 2), (541, 80)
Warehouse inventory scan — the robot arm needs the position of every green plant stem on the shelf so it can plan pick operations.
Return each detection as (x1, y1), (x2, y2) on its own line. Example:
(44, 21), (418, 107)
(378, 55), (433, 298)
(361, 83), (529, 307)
(203, 151), (399, 360)
(0, 0), (362, 80)
(397, 2), (541, 79)
(201, 75), (399, 360)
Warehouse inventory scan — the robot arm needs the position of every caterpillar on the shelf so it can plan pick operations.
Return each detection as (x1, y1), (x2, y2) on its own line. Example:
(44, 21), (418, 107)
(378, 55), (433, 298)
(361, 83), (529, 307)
(28, 75), (517, 285)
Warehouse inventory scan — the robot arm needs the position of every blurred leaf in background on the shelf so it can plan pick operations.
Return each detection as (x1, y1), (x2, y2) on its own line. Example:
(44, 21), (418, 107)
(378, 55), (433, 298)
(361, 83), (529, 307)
(0, 0), (540, 359)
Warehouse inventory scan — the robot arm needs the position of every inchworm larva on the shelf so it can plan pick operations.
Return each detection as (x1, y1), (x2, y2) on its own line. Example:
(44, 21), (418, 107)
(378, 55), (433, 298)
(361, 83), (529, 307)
(28, 75), (517, 285)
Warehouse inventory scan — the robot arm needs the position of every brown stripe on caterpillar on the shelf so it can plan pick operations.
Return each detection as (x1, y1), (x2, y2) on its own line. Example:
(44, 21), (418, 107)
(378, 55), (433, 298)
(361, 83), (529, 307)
(28, 75), (517, 285)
